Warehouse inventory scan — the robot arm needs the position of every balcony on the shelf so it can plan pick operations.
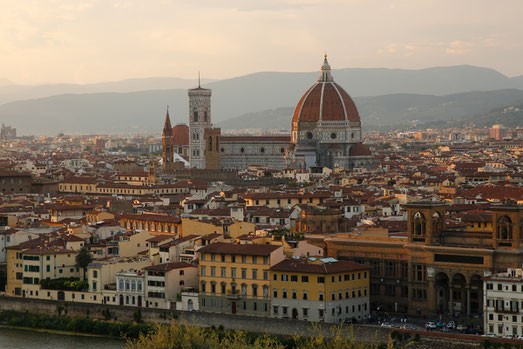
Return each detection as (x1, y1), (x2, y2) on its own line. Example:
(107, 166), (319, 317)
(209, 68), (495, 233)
(226, 289), (240, 299)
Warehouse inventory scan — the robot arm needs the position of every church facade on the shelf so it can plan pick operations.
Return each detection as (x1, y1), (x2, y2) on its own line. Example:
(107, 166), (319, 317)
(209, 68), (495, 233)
(162, 55), (372, 171)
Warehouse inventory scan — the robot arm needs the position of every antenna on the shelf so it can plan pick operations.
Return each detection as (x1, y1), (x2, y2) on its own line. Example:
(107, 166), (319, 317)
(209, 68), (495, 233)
(198, 71), (201, 88)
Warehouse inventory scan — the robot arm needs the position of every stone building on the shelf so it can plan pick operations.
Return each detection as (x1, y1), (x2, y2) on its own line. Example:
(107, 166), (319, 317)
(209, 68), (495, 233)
(161, 55), (372, 172)
(319, 202), (522, 317)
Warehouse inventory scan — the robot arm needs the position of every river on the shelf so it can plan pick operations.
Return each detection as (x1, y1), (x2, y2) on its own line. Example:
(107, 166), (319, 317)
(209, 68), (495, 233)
(0, 327), (125, 349)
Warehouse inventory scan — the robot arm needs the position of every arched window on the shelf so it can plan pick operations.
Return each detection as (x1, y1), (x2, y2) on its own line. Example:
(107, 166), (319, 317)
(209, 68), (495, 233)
(497, 216), (513, 241)
(208, 136), (213, 151)
(193, 109), (198, 122)
(204, 111), (208, 121)
(119, 279), (124, 291)
(412, 212), (426, 241)
(137, 281), (142, 291)
(131, 280), (136, 291)
(125, 280), (130, 290)
(432, 212), (442, 240)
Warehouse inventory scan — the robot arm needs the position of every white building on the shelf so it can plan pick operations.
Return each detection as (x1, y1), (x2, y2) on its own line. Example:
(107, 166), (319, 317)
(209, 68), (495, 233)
(116, 270), (146, 307)
(484, 268), (523, 337)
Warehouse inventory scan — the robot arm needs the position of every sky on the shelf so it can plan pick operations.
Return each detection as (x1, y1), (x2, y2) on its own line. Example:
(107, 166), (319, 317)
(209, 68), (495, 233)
(1, 0), (522, 85)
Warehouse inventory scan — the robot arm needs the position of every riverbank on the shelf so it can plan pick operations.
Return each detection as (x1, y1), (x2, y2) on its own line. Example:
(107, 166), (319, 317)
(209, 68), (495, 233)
(0, 326), (124, 349)
(0, 323), (125, 339)
(0, 310), (150, 340)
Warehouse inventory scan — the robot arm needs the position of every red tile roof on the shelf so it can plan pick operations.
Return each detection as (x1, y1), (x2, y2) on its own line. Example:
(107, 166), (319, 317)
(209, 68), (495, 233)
(198, 242), (281, 256)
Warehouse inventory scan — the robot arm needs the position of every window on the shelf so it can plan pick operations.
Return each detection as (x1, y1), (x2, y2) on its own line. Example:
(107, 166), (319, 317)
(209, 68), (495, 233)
(201, 266), (206, 277)
(317, 277), (325, 283)
(282, 289), (287, 299)
(273, 289), (278, 298)
(303, 291), (308, 300)
(252, 269), (257, 280)
(281, 274), (288, 281)
(263, 270), (268, 280)
(221, 267), (226, 278)
(302, 276), (309, 282)
(319, 292), (324, 301)
(291, 275), (298, 282)
(242, 268), (247, 279)
(292, 290), (297, 299)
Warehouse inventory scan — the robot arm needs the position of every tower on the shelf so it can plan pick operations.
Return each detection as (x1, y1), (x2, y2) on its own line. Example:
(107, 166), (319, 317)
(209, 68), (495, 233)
(162, 108), (174, 172)
(188, 78), (212, 169)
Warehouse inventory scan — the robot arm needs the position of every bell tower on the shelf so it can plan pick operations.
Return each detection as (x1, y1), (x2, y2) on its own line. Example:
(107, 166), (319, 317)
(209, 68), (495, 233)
(162, 107), (174, 172)
(188, 75), (212, 169)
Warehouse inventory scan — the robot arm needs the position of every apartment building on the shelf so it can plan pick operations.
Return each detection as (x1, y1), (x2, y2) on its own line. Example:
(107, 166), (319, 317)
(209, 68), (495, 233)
(484, 268), (523, 337)
(197, 242), (285, 316)
(270, 257), (370, 323)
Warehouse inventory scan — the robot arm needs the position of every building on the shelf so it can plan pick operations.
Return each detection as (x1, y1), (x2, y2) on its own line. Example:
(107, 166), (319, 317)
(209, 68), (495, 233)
(0, 170), (31, 194)
(197, 242), (285, 316)
(490, 124), (508, 141)
(162, 109), (175, 172)
(143, 262), (198, 309)
(163, 55), (372, 172)
(115, 270), (145, 307)
(484, 268), (523, 337)
(188, 82), (214, 169)
(322, 202), (522, 316)
(270, 257), (369, 323)
(0, 124), (16, 139)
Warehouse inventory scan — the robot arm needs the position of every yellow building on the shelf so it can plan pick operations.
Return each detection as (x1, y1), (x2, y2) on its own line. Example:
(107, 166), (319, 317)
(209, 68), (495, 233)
(197, 242), (284, 317)
(270, 257), (370, 323)
(181, 217), (255, 239)
(120, 213), (181, 236)
(20, 246), (79, 298)
(242, 192), (330, 208)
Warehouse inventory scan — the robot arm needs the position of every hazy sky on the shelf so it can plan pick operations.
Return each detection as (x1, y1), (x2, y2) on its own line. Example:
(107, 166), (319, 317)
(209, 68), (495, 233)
(1, 0), (522, 85)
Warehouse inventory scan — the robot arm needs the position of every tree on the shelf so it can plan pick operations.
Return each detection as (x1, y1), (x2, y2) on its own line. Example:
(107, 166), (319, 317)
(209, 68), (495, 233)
(75, 247), (93, 281)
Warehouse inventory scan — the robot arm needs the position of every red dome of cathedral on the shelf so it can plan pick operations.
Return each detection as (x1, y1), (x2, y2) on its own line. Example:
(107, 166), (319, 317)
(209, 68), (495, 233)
(292, 55), (360, 127)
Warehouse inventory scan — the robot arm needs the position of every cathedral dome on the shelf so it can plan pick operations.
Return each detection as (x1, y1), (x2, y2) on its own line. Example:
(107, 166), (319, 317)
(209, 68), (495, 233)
(292, 55), (360, 128)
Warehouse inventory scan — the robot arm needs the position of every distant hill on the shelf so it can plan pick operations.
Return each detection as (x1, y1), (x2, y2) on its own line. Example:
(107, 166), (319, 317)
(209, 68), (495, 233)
(1, 65), (523, 135)
(217, 89), (523, 131)
(2, 88), (522, 135)
(0, 77), (216, 105)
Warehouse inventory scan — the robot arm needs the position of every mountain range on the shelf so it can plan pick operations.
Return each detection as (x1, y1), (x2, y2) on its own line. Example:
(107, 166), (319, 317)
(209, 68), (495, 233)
(0, 65), (522, 135)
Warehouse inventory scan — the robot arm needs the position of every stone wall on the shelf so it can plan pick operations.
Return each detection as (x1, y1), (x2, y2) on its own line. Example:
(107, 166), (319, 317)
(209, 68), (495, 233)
(0, 296), (388, 342)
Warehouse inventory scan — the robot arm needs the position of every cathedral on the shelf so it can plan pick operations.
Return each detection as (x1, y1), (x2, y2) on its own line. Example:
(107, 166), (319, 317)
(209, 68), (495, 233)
(162, 55), (372, 172)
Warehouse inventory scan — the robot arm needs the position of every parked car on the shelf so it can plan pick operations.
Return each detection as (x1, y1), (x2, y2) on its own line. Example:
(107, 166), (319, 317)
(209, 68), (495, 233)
(517, 335), (523, 340)
(503, 334), (515, 339)
(482, 333), (496, 338)
(456, 324), (466, 332)
(425, 322), (437, 330)
(381, 322), (393, 328)
(446, 321), (456, 329)
(436, 321), (446, 328)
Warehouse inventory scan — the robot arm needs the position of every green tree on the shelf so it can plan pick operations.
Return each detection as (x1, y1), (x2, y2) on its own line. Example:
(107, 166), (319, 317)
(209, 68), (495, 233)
(75, 247), (93, 281)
